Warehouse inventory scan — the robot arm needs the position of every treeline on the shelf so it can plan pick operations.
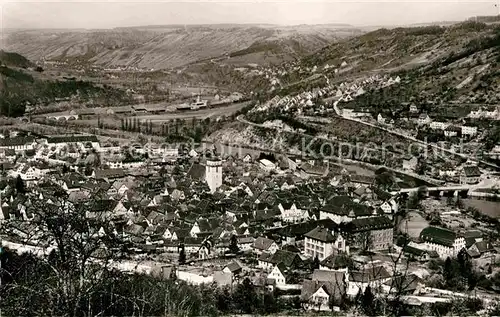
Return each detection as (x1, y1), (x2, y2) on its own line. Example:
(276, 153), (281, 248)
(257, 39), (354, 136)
(394, 26), (446, 36)
(119, 117), (226, 143)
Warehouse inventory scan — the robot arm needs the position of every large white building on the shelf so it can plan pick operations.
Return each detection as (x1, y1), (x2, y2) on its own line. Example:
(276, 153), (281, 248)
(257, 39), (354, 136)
(461, 126), (478, 137)
(430, 121), (449, 130)
(205, 159), (222, 193)
(0, 137), (36, 153)
(304, 226), (347, 260)
(419, 226), (465, 259)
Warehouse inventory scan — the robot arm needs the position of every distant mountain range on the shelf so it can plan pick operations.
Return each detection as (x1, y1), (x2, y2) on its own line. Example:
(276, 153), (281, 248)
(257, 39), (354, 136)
(2, 24), (362, 70)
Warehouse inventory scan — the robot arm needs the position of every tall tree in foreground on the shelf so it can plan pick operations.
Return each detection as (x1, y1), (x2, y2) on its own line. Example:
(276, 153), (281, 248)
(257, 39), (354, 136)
(1, 189), (125, 316)
(178, 244), (186, 265)
(15, 174), (26, 194)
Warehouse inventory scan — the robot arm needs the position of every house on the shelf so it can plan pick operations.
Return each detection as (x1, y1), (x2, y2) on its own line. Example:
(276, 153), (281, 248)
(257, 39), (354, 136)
(278, 202), (310, 223)
(417, 114), (432, 125)
(44, 135), (100, 150)
(344, 216), (393, 251)
(461, 126), (478, 137)
(304, 226), (347, 260)
(419, 226), (466, 259)
(223, 261), (243, 275)
(467, 240), (495, 258)
(349, 175), (374, 188)
(0, 137), (36, 153)
(268, 262), (291, 286)
(259, 159), (276, 171)
(380, 198), (398, 215)
(237, 235), (255, 252)
(253, 237), (279, 255)
(459, 166), (481, 184)
(346, 266), (392, 296)
(258, 249), (303, 272)
(403, 245), (433, 262)
(444, 125), (461, 137)
(319, 196), (374, 224)
(382, 274), (424, 295)
(468, 107), (499, 119)
(301, 270), (346, 311)
(402, 156), (418, 171)
(377, 113), (386, 124)
(430, 121), (448, 130)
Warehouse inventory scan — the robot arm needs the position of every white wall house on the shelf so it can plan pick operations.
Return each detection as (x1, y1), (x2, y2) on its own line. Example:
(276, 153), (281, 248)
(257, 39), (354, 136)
(430, 121), (449, 130)
(259, 159), (276, 171)
(268, 264), (288, 286)
(346, 266), (392, 297)
(419, 226), (466, 259)
(380, 199), (398, 215)
(461, 126), (477, 137)
(304, 226), (347, 260)
(278, 202), (310, 223)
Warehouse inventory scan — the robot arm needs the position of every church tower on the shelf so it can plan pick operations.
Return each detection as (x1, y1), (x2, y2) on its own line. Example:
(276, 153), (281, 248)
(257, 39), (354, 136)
(205, 158), (222, 194)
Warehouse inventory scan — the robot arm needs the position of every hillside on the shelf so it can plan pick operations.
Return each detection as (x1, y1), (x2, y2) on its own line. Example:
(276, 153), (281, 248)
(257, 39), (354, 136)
(0, 50), (34, 68)
(208, 21), (500, 159)
(0, 52), (131, 117)
(3, 25), (361, 70)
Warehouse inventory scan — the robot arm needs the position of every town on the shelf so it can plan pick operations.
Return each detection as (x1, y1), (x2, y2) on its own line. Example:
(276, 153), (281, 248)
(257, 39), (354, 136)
(1, 102), (500, 314)
(2, 4), (500, 316)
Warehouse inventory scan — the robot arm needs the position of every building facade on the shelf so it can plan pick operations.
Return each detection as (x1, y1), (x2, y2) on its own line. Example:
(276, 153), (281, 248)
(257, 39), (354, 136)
(420, 226), (466, 259)
(205, 159), (222, 193)
(304, 226), (347, 260)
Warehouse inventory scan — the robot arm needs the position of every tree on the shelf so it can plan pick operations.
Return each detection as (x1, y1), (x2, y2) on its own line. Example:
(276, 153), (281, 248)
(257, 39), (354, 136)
(446, 196), (455, 206)
(375, 168), (395, 190)
(178, 244), (186, 265)
(233, 278), (258, 314)
(355, 231), (373, 253)
(361, 286), (375, 316)
(312, 255), (320, 270)
(416, 157), (428, 175)
(455, 196), (464, 209)
(229, 235), (240, 254)
(15, 174), (25, 194)
(0, 189), (126, 316)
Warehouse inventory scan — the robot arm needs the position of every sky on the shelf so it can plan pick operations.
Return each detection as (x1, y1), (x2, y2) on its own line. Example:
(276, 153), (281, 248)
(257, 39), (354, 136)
(0, 0), (498, 29)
